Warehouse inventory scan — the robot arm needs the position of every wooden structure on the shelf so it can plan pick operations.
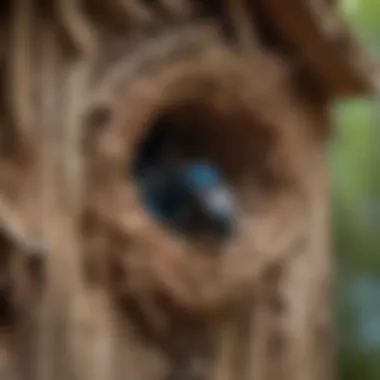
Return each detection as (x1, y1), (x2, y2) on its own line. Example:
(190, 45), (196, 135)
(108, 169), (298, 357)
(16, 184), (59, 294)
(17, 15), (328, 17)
(0, 1), (378, 380)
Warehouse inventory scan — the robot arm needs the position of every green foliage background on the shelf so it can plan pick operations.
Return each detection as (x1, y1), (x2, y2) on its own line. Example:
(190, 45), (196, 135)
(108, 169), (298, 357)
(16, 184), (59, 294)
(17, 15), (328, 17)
(334, 1), (380, 378)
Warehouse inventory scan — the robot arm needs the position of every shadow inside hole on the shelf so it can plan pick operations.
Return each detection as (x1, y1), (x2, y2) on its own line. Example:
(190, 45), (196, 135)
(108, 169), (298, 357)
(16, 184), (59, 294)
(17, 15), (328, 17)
(130, 105), (275, 243)
(0, 236), (15, 324)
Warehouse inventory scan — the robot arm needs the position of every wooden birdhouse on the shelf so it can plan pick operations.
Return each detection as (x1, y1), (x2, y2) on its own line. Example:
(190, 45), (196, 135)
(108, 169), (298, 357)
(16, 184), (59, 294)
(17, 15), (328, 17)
(0, 1), (378, 380)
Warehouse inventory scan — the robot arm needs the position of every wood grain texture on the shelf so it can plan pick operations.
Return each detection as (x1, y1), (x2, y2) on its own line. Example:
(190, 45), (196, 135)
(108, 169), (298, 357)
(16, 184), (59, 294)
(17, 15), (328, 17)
(0, 0), (376, 379)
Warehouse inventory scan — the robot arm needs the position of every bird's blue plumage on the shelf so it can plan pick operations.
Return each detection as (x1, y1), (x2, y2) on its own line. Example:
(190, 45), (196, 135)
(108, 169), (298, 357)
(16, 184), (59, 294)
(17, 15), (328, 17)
(182, 164), (221, 188)
(131, 122), (237, 239)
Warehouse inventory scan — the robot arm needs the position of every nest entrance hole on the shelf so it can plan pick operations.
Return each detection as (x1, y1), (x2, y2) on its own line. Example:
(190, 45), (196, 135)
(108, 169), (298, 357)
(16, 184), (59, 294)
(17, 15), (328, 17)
(131, 99), (276, 240)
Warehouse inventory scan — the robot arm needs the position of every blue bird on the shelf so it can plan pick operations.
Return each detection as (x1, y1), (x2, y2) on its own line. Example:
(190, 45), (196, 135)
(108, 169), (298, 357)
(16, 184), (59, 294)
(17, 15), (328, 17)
(132, 120), (237, 239)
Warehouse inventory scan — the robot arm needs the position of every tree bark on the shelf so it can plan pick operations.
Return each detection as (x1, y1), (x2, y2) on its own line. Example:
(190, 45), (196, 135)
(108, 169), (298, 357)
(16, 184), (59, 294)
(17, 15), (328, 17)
(0, 1), (376, 380)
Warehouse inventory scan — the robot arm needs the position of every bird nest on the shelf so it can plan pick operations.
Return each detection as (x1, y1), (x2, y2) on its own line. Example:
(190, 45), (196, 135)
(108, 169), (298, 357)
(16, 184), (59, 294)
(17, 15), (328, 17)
(0, 1), (378, 379)
(0, 0), (376, 333)
(81, 25), (314, 335)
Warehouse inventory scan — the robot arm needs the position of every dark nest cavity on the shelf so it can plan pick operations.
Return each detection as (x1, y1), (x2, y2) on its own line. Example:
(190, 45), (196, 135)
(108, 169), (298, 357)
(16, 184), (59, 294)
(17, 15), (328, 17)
(130, 102), (276, 243)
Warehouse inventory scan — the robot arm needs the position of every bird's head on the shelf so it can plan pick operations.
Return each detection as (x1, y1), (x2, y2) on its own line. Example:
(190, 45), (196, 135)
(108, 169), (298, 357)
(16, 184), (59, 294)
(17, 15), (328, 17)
(131, 120), (237, 240)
